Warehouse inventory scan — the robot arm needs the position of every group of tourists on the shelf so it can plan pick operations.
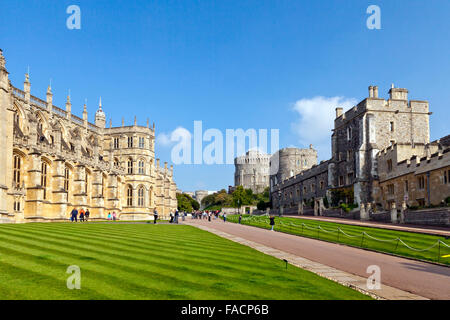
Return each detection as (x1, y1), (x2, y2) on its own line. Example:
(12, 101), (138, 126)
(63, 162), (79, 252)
(107, 212), (118, 221)
(69, 208), (120, 222)
(169, 210), (181, 224)
(69, 208), (90, 222)
(191, 210), (220, 221)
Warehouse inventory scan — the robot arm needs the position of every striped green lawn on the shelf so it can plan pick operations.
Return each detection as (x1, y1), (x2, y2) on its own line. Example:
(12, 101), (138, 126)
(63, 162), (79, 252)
(227, 215), (450, 265)
(0, 222), (370, 300)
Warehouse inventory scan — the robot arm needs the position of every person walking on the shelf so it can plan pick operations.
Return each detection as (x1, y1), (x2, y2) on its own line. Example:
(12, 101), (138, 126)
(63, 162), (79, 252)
(238, 214), (242, 224)
(107, 212), (111, 221)
(175, 210), (179, 224)
(70, 208), (78, 222)
(208, 212), (211, 222)
(269, 216), (275, 231)
(169, 212), (174, 223)
(112, 211), (117, 221)
(153, 208), (158, 224)
(223, 212), (227, 222)
(182, 212), (186, 222)
(79, 208), (85, 222)
(85, 209), (90, 222)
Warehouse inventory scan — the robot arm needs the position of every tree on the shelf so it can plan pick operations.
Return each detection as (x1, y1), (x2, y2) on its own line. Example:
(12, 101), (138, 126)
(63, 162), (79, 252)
(177, 193), (200, 212)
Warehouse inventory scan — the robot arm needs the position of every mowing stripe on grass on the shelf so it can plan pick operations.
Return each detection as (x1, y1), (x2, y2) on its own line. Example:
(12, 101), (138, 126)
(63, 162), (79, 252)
(0, 223), (371, 300)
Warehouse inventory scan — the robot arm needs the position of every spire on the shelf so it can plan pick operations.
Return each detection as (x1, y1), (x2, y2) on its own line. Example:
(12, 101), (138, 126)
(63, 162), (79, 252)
(65, 90), (72, 118)
(23, 71), (31, 101)
(95, 96), (106, 128)
(134, 116), (137, 126)
(46, 81), (53, 112)
(0, 49), (5, 69)
(83, 99), (88, 122)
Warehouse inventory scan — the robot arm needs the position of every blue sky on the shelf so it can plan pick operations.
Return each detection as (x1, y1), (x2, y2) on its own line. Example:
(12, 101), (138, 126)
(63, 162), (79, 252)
(1, 0), (449, 192)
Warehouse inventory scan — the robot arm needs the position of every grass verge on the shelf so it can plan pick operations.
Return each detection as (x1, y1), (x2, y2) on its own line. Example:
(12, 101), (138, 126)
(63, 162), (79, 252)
(226, 215), (450, 265)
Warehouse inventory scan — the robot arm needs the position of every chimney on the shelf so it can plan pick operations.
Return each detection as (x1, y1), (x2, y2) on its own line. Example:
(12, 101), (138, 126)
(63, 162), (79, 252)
(335, 107), (343, 118)
(368, 86), (374, 98)
(373, 86), (379, 98)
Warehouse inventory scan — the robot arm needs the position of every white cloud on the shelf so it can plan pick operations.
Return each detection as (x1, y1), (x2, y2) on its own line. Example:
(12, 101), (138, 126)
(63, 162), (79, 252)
(291, 96), (357, 159)
(156, 127), (192, 147)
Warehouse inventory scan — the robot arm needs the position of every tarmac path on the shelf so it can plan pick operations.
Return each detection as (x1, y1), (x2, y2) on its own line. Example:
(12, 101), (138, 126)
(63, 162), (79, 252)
(185, 219), (450, 300)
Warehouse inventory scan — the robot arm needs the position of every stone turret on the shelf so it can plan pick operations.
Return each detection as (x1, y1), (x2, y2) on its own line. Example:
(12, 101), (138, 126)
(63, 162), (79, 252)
(389, 84), (408, 101)
(82, 101), (88, 128)
(24, 73), (30, 103)
(65, 94), (71, 120)
(95, 97), (106, 128)
(46, 84), (53, 113)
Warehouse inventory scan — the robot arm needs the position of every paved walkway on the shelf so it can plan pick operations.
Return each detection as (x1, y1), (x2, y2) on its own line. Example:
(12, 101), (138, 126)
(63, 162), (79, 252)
(184, 219), (450, 300)
(283, 215), (450, 237)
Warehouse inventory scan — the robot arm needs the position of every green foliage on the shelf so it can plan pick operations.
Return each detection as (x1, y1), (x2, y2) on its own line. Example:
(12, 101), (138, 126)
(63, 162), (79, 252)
(199, 187), (270, 210)
(176, 193), (199, 212)
(323, 197), (329, 208)
(445, 196), (450, 204)
(331, 187), (354, 207)
(339, 203), (358, 213)
(257, 200), (269, 210)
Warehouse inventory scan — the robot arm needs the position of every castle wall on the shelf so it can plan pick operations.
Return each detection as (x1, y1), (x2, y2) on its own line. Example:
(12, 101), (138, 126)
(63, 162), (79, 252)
(234, 150), (270, 193)
(0, 50), (177, 223)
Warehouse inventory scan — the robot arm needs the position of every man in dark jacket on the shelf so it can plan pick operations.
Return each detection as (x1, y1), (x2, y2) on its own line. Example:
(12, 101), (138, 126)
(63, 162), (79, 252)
(153, 209), (158, 224)
(269, 216), (275, 231)
(70, 208), (78, 222)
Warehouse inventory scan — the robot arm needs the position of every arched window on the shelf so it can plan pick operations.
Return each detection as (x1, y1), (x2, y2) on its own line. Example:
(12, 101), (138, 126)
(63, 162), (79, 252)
(138, 160), (145, 174)
(85, 170), (90, 194)
(127, 159), (133, 174)
(101, 174), (106, 197)
(127, 186), (133, 206)
(13, 154), (21, 188)
(64, 167), (70, 192)
(13, 109), (20, 126)
(41, 161), (48, 200)
(114, 137), (120, 149)
(138, 187), (144, 207)
(114, 158), (120, 167)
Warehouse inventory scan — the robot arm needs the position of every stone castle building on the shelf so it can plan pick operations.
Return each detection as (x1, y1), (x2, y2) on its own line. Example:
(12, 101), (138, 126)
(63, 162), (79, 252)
(0, 49), (177, 223)
(269, 146), (317, 189)
(375, 136), (450, 210)
(234, 150), (270, 193)
(271, 84), (440, 211)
